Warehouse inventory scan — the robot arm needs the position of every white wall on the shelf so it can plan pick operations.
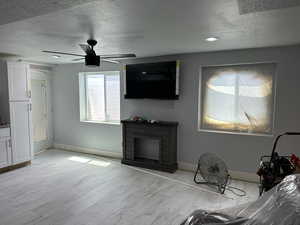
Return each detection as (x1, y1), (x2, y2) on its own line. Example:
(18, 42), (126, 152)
(52, 45), (300, 173)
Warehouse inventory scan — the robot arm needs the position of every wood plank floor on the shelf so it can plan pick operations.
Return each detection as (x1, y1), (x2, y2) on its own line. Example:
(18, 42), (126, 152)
(0, 149), (258, 225)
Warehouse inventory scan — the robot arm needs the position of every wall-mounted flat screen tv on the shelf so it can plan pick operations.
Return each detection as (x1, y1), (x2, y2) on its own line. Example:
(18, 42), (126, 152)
(124, 61), (180, 99)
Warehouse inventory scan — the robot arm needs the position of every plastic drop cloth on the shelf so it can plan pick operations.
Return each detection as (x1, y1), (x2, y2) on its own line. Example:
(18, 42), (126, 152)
(181, 174), (300, 225)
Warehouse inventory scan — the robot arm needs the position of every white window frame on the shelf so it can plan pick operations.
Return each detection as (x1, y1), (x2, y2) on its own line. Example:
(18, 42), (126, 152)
(197, 62), (277, 137)
(79, 71), (121, 125)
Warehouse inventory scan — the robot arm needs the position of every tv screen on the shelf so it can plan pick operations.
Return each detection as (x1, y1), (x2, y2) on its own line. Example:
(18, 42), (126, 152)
(124, 61), (179, 99)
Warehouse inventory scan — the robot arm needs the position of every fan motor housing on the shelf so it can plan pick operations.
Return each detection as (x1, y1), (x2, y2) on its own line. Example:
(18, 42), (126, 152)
(85, 55), (100, 67)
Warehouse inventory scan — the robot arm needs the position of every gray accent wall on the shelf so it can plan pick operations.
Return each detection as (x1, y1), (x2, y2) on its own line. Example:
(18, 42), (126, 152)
(52, 45), (300, 173)
(0, 61), (10, 123)
(52, 62), (123, 154)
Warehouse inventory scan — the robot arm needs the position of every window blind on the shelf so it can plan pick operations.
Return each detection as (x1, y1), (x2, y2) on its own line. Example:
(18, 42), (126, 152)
(105, 75), (120, 122)
(200, 63), (276, 135)
(85, 73), (120, 123)
(86, 75), (105, 121)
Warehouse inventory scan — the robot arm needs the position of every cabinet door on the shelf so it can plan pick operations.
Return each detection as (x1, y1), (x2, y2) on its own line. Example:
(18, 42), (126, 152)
(10, 102), (33, 165)
(0, 139), (11, 169)
(7, 62), (31, 101)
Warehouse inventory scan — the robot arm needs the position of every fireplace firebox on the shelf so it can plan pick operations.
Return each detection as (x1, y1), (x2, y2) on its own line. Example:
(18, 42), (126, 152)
(121, 120), (178, 173)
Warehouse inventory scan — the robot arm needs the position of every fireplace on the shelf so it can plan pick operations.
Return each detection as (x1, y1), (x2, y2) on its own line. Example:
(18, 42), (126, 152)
(121, 120), (178, 173)
(134, 137), (160, 161)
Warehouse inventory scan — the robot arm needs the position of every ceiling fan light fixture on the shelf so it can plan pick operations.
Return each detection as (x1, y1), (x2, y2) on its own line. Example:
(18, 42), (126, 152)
(42, 39), (136, 66)
(85, 55), (100, 67)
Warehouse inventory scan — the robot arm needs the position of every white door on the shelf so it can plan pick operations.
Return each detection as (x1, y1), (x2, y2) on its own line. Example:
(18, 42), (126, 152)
(7, 62), (31, 101)
(31, 79), (48, 153)
(10, 102), (32, 164)
(0, 139), (11, 168)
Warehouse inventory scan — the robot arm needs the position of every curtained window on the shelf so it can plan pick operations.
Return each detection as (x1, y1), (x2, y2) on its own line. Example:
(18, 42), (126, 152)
(199, 63), (276, 135)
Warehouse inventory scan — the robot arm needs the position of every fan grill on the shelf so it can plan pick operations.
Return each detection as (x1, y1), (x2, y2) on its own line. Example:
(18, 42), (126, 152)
(194, 153), (229, 194)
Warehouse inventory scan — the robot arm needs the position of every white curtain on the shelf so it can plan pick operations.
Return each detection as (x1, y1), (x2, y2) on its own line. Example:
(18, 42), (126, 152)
(201, 63), (276, 134)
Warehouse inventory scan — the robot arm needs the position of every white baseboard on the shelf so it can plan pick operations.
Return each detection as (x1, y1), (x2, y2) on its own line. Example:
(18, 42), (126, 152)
(178, 161), (197, 171)
(34, 149), (48, 156)
(178, 161), (259, 183)
(53, 143), (259, 183)
(53, 143), (123, 159)
(228, 170), (259, 183)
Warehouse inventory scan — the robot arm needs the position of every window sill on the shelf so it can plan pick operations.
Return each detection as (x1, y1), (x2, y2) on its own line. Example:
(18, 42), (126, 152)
(80, 120), (121, 126)
(198, 128), (274, 137)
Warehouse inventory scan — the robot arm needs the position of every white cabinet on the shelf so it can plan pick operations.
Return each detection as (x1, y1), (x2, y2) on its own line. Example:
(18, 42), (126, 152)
(0, 140), (11, 169)
(7, 62), (31, 102)
(10, 102), (32, 165)
(0, 128), (11, 169)
(0, 60), (32, 167)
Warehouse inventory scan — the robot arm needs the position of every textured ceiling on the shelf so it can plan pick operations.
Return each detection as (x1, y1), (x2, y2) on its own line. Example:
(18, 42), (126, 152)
(238, 0), (300, 14)
(0, 0), (99, 25)
(0, 0), (300, 64)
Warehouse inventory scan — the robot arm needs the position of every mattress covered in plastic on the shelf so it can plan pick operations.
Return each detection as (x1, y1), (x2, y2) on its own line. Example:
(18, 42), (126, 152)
(181, 174), (300, 225)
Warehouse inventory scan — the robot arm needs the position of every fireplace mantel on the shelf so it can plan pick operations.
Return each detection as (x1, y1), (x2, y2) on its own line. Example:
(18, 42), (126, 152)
(121, 119), (178, 173)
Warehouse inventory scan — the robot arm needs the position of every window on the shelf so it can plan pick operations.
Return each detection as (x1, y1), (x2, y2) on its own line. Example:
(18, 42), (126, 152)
(79, 71), (120, 124)
(199, 63), (276, 135)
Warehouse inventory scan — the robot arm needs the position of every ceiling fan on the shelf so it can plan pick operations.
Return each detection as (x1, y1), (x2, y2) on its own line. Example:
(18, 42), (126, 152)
(42, 39), (136, 66)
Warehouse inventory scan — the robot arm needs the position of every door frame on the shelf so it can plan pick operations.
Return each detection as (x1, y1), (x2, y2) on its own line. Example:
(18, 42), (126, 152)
(30, 69), (53, 155)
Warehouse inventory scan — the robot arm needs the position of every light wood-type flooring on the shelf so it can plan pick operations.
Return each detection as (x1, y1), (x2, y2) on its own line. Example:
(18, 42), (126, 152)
(0, 149), (258, 225)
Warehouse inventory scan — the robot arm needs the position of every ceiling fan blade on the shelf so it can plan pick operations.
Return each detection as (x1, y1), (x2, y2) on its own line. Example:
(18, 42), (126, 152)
(42, 50), (84, 57)
(79, 44), (94, 55)
(100, 53), (136, 59)
(72, 58), (85, 61)
(101, 59), (120, 64)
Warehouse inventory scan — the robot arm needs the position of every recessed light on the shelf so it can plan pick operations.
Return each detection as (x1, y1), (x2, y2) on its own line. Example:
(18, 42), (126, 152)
(52, 55), (61, 59)
(205, 37), (219, 42)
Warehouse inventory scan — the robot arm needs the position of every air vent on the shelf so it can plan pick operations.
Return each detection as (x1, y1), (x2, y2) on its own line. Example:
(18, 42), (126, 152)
(238, 0), (300, 14)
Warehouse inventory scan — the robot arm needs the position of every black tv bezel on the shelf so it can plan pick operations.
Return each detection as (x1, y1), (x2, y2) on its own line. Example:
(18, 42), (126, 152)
(124, 61), (180, 100)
